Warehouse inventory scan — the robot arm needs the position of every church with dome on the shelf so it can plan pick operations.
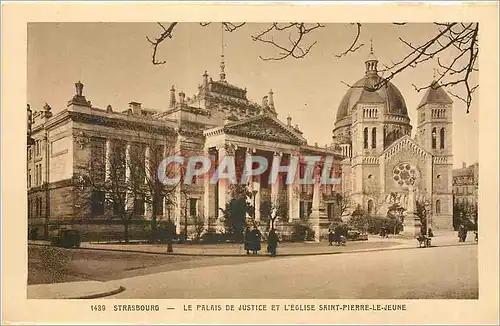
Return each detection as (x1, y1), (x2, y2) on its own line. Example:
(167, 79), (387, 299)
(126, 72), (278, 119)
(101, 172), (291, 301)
(332, 47), (454, 231)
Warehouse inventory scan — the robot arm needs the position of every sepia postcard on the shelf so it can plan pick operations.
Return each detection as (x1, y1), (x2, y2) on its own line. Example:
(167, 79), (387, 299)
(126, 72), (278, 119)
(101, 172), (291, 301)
(2, 2), (499, 325)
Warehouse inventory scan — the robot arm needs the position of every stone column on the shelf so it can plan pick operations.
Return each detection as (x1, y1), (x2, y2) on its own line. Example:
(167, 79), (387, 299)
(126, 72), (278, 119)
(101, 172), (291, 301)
(162, 143), (169, 219)
(271, 151), (281, 204)
(253, 176), (261, 222)
(288, 153), (298, 223)
(203, 147), (212, 232)
(125, 142), (133, 212)
(217, 145), (229, 233)
(175, 185), (182, 235)
(310, 165), (321, 242)
(105, 139), (111, 181)
(144, 146), (152, 217)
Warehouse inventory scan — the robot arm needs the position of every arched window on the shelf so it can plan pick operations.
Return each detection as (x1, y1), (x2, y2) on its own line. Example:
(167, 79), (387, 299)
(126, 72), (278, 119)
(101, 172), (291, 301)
(372, 128), (377, 149)
(432, 127), (437, 149)
(440, 128), (445, 149)
(367, 199), (374, 215)
(363, 128), (368, 149)
(435, 199), (441, 214)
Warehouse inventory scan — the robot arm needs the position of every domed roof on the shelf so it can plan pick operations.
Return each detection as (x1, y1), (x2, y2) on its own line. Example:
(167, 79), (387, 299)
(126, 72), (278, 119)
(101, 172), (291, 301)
(335, 74), (409, 123)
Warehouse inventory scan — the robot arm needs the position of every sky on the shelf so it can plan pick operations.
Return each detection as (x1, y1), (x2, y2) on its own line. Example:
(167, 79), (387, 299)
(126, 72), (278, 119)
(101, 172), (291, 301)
(27, 23), (478, 168)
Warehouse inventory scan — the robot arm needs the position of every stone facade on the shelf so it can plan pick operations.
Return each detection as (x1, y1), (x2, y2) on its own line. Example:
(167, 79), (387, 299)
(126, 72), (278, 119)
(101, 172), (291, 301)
(452, 162), (479, 205)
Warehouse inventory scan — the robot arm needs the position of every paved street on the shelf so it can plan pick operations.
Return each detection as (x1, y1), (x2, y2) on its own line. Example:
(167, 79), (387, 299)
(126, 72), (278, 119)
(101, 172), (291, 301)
(28, 245), (267, 285)
(105, 244), (477, 299)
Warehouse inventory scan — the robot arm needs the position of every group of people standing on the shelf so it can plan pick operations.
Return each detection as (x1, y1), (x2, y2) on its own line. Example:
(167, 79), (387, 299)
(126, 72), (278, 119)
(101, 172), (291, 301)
(244, 226), (279, 257)
(328, 224), (348, 246)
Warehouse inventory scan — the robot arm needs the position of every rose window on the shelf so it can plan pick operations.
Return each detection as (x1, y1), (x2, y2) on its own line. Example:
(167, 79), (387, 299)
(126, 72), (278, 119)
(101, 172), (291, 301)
(393, 163), (419, 187)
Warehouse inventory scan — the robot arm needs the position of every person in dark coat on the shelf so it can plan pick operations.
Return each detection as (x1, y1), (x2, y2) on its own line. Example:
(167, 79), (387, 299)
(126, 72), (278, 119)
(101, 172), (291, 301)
(328, 230), (334, 246)
(244, 227), (251, 255)
(334, 225), (343, 246)
(267, 229), (279, 257)
(251, 226), (262, 254)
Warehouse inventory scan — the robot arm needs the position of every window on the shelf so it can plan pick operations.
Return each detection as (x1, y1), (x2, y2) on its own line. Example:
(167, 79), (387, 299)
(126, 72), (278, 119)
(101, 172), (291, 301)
(432, 128), (437, 149)
(363, 128), (368, 149)
(28, 147), (33, 160)
(111, 141), (126, 183)
(435, 199), (441, 214)
(133, 196), (145, 216)
(440, 128), (445, 149)
(90, 138), (106, 182)
(189, 198), (198, 217)
(91, 191), (105, 216)
(28, 169), (32, 188)
(156, 196), (164, 216)
(371, 128), (377, 149)
(368, 199), (374, 215)
(299, 201), (312, 219)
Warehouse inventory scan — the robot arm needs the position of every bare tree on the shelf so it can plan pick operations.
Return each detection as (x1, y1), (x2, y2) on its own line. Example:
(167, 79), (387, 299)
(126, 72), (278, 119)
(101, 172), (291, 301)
(261, 191), (288, 231)
(335, 191), (353, 218)
(127, 132), (181, 238)
(146, 22), (478, 112)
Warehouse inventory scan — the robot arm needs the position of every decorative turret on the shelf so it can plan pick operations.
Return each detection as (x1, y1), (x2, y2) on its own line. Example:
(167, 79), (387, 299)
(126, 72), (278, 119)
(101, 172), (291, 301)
(67, 80), (91, 108)
(202, 71), (209, 89)
(169, 85), (176, 108)
(268, 89), (274, 109)
(287, 114), (292, 126)
(179, 91), (186, 106)
(42, 103), (53, 118)
(262, 95), (269, 107)
(220, 55), (226, 82)
(365, 40), (378, 76)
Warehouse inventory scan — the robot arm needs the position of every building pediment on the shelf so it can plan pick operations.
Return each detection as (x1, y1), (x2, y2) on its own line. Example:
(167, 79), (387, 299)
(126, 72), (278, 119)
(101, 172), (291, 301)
(381, 135), (431, 161)
(208, 114), (307, 145)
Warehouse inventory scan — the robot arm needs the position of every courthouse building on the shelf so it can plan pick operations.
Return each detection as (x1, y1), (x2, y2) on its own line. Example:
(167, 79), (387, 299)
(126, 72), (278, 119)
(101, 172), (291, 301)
(27, 58), (344, 241)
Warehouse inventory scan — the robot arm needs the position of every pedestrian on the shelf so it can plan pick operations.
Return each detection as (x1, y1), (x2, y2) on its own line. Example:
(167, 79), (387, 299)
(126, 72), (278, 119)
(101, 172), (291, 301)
(328, 229), (334, 246)
(428, 228), (434, 238)
(334, 225), (343, 246)
(251, 226), (262, 254)
(267, 228), (279, 257)
(244, 227), (251, 255)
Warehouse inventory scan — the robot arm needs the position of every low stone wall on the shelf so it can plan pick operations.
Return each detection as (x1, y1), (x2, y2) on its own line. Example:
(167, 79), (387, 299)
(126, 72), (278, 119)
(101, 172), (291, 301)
(28, 220), (155, 242)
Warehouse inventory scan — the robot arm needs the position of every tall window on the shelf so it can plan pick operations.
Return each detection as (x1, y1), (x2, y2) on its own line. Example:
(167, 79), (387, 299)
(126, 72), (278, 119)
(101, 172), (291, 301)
(28, 169), (32, 188)
(368, 199), (374, 215)
(432, 127), (437, 149)
(156, 195), (164, 216)
(90, 138), (106, 182)
(133, 195), (145, 216)
(189, 198), (198, 217)
(363, 128), (368, 149)
(440, 128), (445, 149)
(435, 199), (441, 214)
(91, 191), (105, 216)
(371, 128), (377, 149)
(112, 141), (126, 183)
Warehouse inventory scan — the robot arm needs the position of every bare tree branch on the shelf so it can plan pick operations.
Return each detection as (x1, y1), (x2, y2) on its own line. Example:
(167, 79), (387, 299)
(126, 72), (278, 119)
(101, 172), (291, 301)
(335, 23), (364, 58)
(146, 22), (178, 65)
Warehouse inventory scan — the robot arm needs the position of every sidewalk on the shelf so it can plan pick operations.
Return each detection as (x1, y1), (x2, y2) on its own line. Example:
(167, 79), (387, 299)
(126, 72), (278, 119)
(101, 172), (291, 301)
(28, 281), (125, 299)
(29, 230), (477, 257)
(27, 231), (476, 299)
